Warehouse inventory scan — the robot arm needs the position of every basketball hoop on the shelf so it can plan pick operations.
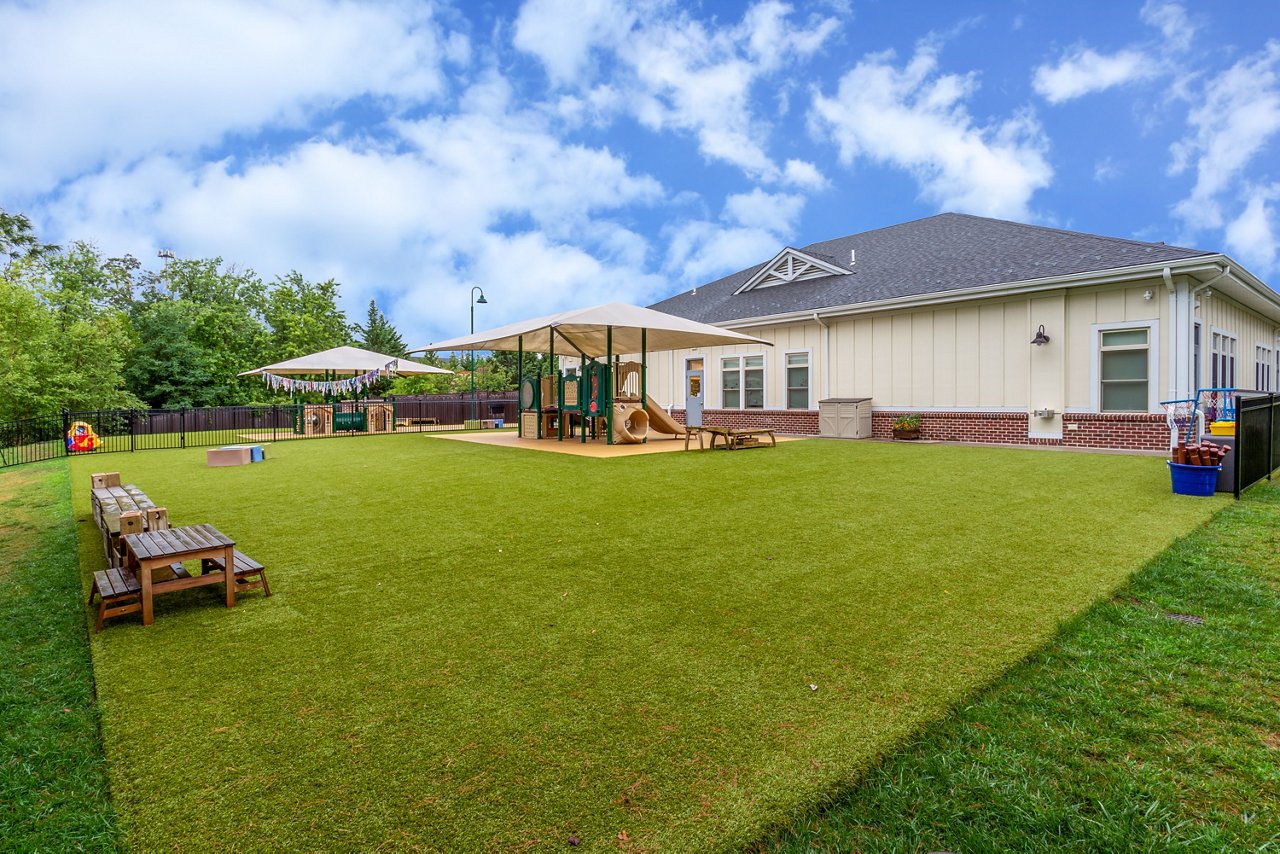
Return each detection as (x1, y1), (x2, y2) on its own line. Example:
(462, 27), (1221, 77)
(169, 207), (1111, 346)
(1161, 398), (1202, 447)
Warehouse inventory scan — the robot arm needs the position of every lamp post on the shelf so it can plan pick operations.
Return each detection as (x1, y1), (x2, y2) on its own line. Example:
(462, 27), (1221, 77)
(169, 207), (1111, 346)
(470, 286), (487, 422)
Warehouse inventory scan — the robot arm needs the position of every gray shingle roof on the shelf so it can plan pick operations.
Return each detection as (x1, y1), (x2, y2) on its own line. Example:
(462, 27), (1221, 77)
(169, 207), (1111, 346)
(650, 212), (1214, 324)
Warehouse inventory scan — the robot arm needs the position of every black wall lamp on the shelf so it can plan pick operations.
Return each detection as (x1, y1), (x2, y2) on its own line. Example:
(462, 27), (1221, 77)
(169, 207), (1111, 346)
(1031, 324), (1050, 346)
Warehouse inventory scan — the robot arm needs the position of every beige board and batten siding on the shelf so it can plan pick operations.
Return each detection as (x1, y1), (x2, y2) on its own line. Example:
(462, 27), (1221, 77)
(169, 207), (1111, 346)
(1197, 290), (1280, 391)
(647, 280), (1184, 416)
(1064, 280), (1167, 411)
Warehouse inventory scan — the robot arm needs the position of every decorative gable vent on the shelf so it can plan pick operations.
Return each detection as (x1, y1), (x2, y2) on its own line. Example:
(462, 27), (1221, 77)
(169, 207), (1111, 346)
(733, 247), (850, 294)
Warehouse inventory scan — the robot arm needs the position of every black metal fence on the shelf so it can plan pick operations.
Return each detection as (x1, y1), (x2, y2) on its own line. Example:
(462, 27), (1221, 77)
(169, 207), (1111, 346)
(0, 393), (518, 469)
(1234, 392), (1280, 496)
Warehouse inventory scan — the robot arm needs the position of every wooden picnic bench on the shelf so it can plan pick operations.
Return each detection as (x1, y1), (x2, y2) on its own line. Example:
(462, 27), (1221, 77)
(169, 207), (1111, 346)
(696, 426), (777, 450)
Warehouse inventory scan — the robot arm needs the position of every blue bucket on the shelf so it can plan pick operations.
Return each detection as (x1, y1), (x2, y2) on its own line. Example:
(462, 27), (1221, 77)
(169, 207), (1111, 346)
(1168, 461), (1221, 496)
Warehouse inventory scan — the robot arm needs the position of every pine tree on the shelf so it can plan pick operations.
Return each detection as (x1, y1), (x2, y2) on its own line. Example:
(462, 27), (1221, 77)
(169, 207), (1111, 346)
(355, 298), (407, 357)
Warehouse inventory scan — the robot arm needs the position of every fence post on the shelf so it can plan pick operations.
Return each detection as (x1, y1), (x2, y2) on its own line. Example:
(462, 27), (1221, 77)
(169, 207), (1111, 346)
(61, 409), (70, 456)
(180, 408), (186, 448)
(273, 405), (278, 443)
(129, 409), (136, 453)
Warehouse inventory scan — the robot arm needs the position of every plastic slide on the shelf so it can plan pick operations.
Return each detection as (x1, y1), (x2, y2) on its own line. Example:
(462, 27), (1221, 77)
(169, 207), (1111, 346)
(612, 402), (650, 444)
(643, 395), (689, 436)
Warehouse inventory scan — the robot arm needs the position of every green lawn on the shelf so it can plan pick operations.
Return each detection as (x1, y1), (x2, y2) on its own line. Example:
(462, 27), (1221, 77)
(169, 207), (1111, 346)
(0, 461), (119, 850)
(69, 436), (1225, 850)
(761, 479), (1280, 852)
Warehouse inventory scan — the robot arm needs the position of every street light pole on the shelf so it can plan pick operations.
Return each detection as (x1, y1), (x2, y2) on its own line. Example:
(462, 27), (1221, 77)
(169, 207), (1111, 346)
(470, 286), (487, 423)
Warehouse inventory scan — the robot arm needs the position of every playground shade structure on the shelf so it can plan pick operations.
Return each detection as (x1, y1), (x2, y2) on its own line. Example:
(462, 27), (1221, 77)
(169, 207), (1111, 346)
(410, 302), (768, 445)
(409, 301), (769, 357)
(238, 346), (451, 377)
(238, 346), (453, 436)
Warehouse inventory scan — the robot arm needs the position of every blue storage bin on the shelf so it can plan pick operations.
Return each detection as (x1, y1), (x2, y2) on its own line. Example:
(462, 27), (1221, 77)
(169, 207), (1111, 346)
(1168, 461), (1220, 496)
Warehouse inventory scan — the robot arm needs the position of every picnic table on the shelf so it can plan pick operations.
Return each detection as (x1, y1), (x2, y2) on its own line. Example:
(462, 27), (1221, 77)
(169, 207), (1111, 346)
(696, 425), (777, 450)
(122, 524), (237, 626)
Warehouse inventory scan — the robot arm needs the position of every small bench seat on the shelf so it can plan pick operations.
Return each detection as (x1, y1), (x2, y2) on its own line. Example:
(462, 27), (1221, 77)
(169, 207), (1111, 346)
(201, 550), (272, 596)
(89, 568), (140, 632)
(89, 562), (189, 632)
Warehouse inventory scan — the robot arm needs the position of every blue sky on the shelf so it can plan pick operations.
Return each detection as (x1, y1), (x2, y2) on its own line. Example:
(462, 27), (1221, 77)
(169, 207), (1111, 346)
(2, 0), (1278, 346)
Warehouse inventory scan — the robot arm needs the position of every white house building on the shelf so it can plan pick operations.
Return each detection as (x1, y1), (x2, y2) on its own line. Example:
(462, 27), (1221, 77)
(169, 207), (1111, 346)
(644, 213), (1280, 451)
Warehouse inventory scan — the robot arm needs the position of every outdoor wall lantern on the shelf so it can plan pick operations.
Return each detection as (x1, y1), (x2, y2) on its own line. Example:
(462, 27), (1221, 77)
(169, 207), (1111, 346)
(1031, 324), (1050, 346)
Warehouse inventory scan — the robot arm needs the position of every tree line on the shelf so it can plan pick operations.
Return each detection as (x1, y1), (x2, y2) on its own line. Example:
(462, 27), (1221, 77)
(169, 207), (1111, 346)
(0, 209), (521, 422)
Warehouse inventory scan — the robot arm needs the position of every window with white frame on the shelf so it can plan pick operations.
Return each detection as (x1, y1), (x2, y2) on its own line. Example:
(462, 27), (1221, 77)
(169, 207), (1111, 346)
(1211, 330), (1237, 388)
(785, 352), (809, 409)
(721, 355), (764, 409)
(1258, 344), (1274, 391)
(1099, 327), (1150, 411)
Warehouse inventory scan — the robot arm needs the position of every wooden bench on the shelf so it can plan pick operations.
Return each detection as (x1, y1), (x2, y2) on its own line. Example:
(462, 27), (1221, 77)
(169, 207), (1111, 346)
(201, 551), (272, 597)
(697, 426), (778, 450)
(89, 568), (141, 632)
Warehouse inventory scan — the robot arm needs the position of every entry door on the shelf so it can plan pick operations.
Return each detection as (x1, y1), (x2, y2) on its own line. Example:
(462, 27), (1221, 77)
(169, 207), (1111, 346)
(685, 358), (704, 427)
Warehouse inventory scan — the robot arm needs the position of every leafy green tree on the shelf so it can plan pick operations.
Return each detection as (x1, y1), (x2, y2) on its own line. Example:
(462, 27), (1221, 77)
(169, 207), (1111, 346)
(125, 300), (220, 407)
(135, 258), (271, 404)
(263, 272), (352, 360)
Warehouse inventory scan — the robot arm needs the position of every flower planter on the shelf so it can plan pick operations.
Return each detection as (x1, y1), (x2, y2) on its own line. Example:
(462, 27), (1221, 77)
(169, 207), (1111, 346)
(892, 428), (921, 441)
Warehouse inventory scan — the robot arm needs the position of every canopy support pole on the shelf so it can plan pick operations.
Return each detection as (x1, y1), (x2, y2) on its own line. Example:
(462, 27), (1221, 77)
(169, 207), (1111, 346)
(641, 328), (647, 444)
(606, 326), (614, 445)
(517, 335), (524, 438)
(550, 331), (558, 441)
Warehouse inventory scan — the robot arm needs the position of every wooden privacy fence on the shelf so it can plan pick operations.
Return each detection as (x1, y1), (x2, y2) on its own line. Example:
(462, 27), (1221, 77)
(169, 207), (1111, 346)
(0, 393), (518, 469)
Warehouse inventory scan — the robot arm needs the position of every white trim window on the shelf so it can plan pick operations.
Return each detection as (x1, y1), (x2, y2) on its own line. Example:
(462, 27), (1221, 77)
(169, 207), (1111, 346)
(785, 351), (810, 409)
(1099, 327), (1151, 412)
(1211, 330), (1237, 388)
(721, 354), (765, 409)
(1257, 344), (1274, 391)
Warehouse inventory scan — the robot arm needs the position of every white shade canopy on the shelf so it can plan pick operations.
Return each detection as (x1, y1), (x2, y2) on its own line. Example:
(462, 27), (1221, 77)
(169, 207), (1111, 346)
(409, 302), (770, 357)
(239, 346), (452, 376)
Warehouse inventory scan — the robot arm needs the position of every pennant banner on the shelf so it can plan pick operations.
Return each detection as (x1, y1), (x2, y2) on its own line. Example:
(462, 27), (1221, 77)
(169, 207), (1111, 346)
(261, 361), (397, 395)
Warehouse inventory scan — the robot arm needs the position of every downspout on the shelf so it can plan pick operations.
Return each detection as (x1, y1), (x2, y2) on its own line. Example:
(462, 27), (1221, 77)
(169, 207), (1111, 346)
(812, 311), (830, 402)
(1164, 267), (1178, 401)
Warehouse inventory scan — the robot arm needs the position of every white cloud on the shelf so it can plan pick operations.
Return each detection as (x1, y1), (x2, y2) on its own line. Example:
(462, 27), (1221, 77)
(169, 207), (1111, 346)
(810, 43), (1052, 220)
(723, 189), (805, 234)
(1224, 184), (1279, 273)
(1032, 48), (1154, 104)
(783, 159), (828, 190)
(661, 188), (805, 285)
(1140, 1), (1194, 52)
(1093, 157), (1122, 182)
(41, 90), (667, 345)
(1169, 41), (1280, 233)
(0, 0), (454, 197)
(514, 0), (838, 182)
(512, 0), (637, 85)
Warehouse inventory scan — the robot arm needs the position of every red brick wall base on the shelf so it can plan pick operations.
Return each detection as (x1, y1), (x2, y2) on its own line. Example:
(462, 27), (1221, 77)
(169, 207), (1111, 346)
(670, 407), (1170, 452)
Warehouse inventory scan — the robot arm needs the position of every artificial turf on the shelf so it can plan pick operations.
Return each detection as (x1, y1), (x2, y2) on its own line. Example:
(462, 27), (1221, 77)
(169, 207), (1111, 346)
(69, 436), (1225, 850)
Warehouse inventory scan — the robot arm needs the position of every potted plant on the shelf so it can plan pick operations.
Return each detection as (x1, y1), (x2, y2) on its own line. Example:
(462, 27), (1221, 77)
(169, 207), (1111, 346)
(891, 413), (921, 440)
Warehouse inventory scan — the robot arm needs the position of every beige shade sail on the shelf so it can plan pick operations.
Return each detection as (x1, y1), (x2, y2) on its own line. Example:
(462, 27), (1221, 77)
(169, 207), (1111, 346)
(238, 346), (453, 376)
(408, 302), (770, 357)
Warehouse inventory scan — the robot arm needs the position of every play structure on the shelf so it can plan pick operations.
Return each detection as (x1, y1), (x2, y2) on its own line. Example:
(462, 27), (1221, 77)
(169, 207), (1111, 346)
(410, 302), (771, 447)
(518, 359), (678, 445)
